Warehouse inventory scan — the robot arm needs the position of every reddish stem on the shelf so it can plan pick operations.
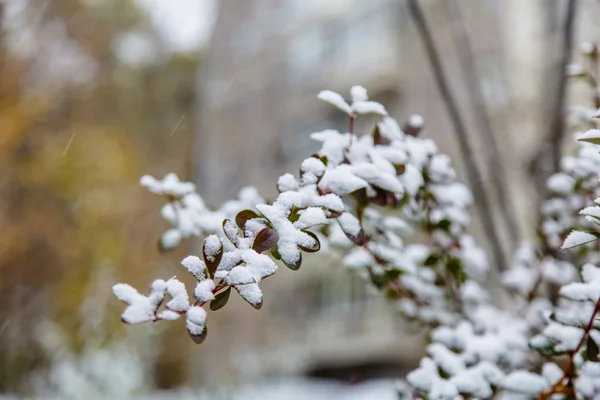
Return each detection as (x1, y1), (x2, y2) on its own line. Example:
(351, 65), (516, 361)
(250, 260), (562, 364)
(539, 296), (600, 399)
(154, 283), (229, 321)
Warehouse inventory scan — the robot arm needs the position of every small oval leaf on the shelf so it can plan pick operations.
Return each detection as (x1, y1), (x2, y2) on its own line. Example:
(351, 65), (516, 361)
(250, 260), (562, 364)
(252, 228), (279, 253)
(283, 252), (302, 271)
(299, 231), (320, 253)
(235, 283), (263, 310)
(235, 210), (260, 231)
(209, 287), (231, 311)
(189, 326), (208, 344)
(223, 219), (241, 247)
(203, 236), (223, 279)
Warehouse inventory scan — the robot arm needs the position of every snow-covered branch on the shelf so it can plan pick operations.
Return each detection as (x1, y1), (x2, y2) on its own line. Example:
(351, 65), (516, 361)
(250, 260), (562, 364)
(114, 66), (600, 397)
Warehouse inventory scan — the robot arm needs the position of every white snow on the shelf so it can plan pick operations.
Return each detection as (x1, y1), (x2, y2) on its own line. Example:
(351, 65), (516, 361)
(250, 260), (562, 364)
(180, 255), (206, 280)
(501, 371), (548, 395)
(317, 90), (352, 115)
(194, 279), (215, 302)
(317, 165), (368, 196)
(547, 173), (576, 194)
(165, 278), (190, 312)
(235, 283), (263, 308)
(408, 114), (424, 128)
(350, 85), (368, 102)
(294, 207), (327, 229)
(562, 230), (598, 249)
(337, 212), (362, 237)
(203, 234), (222, 262)
(278, 173), (300, 192)
(351, 100), (388, 116)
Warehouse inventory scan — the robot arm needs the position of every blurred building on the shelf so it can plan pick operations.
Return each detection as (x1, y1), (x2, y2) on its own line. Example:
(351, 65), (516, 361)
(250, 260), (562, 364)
(193, 0), (578, 386)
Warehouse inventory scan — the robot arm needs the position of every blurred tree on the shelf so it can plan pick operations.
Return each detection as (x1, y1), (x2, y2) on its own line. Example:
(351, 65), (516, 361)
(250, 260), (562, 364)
(0, 0), (201, 392)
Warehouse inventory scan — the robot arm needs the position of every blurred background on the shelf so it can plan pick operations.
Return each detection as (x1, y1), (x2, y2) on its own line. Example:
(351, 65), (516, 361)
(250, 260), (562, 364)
(1, 0), (599, 398)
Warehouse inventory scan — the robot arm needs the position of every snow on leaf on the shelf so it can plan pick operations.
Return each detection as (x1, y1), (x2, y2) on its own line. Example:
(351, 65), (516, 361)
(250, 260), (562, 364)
(317, 90), (352, 115)
(256, 203), (317, 270)
(350, 85), (368, 102)
(580, 206), (600, 221)
(113, 282), (166, 324)
(166, 278), (190, 312)
(560, 282), (600, 302)
(402, 164), (424, 196)
(222, 219), (241, 247)
(224, 266), (255, 285)
(318, 165), (369, 196)
(350, 163), (403, 194)
(501, 371), (548, 395)
(159, 229), (182, 252)
(202, 234), (223, 278)
(337, 212), (365, 245)
(180, 255), (206, 280)
(294, 207), (327, 229)
(578, 129), (600, 145)
(157, 310), (180, 321)
(408, 114), (424, 128)
(186, 306), (207, 343)
(235, 283), (263, 309)
(277, 173), (299, 192)
(186, 306), (207, 326)
(562, 230), (599, 249)
(194, 279), (215, 302)
(140, 173), (196, 197)
(351, 100), (388, 116)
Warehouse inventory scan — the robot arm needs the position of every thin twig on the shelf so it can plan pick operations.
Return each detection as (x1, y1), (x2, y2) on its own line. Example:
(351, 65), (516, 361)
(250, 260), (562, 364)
(406, 0), (507, 271)
(539, 296), (600, 399)
(549, 0), (578, 173)
(530, 0), (578, 192)
(444, 0), (520, 250)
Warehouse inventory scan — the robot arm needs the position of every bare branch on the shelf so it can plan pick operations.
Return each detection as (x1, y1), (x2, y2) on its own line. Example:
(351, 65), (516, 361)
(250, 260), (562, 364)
(406, 0), (507, 271)
(531, 0), (578, 191)
(443, 0), (520, 250)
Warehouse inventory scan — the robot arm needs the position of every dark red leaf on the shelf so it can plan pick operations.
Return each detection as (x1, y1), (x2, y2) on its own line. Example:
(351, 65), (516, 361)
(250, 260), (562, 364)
(252, 228), (279, 253)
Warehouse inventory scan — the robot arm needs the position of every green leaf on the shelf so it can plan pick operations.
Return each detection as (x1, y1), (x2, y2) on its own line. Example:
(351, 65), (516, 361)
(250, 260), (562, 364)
(447, 257), (467, 284)
(252, 228), (279, 253)
(367, 266), (386, 289)
(578, 129), (600, 145)
(423, 253), (440, 267)
(288, 207), (301, 223)
(209, 287), (231, 311)
(384, 269), (402, 280)
(271, 246), (282, 260)
(436, 219), (451, 232)
(299, 231), (320, 253)
(588, 335), (599, 362)
(189, 326), (208, 344)
(562, 230), (600, 250)
(235, 210), (260, 231)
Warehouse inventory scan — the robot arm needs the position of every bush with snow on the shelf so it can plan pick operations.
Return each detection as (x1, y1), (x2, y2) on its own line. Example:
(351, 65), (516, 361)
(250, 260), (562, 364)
(114, 45), (600, 399)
